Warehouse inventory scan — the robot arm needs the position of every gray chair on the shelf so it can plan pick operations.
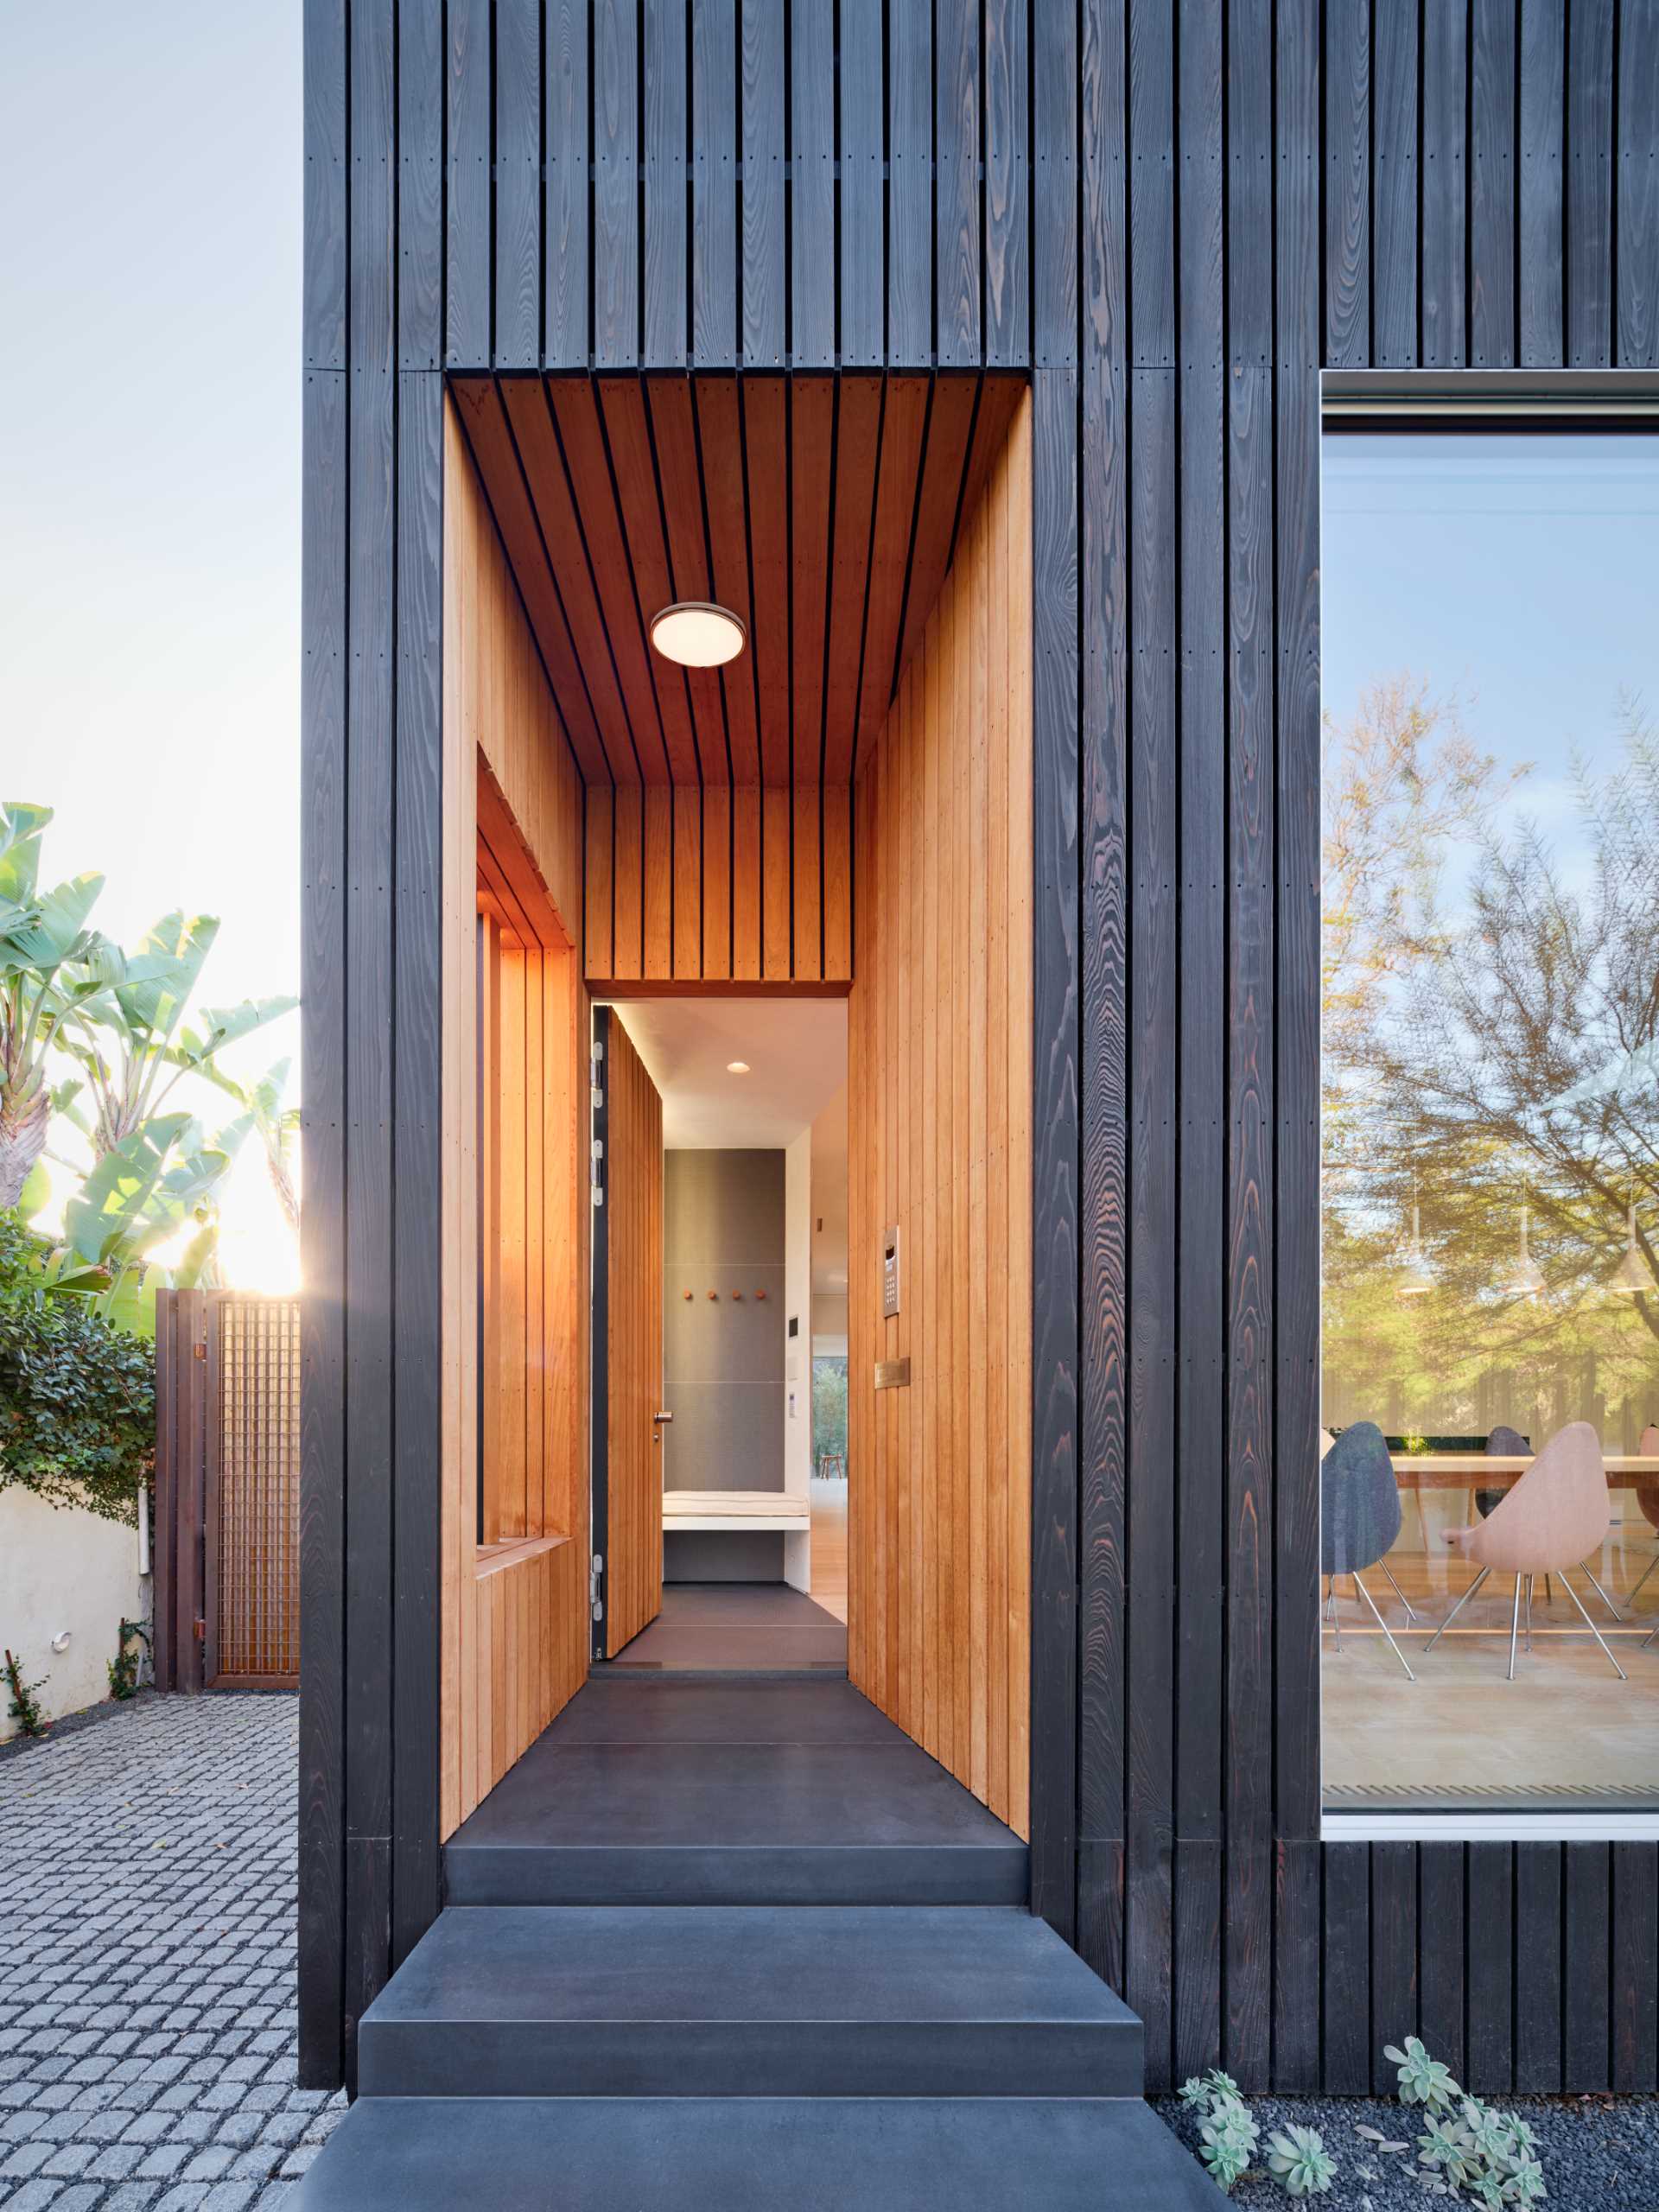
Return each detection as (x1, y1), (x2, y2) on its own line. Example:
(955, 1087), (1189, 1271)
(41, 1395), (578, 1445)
(1323, 1421), (1416, 1679)
(1474, 1425), (1529, 1521)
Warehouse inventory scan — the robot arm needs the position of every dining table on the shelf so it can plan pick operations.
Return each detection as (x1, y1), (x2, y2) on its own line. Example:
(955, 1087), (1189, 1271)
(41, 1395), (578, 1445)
(1389, 1452), (1659, 1491)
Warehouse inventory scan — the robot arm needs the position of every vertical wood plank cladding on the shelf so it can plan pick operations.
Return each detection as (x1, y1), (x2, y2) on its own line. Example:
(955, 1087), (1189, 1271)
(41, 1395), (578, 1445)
(741, 0), (785, 365)
(1516, 1845), (1565, 2090)
(1077, 0), (1128, 2004)
(644, 0), (688, 367)
(674, 785), (702, 976)
(343, 1), (397, 2075)
(445, 0), (490, 368)
(1224, 0), (1274, 2085)
(1324, 0), (1370, 367)
(1372, 1), (1419, 365)
(1421, 0), (1468, 365)
(1033, 3), (1079, 365)
(443, 402), (588, 1849)
(1321, 1843), (1370, 2094)
(603, 1013), (664, 1654)
(692, 0), (737, 366)
(1611, 1843), (1659, 2091)
(855, 377), (929, 766)
(841, 0), (886, 369)
(391, 370), (444, 1967)
(1124, 0), (1177, 2094)
(702, 782), (733, 977)
(1030, 361), (1080, 1938)
(1618, 1), (1659, 366)
(1273, 0), (1321, 1854)
(586, 787), (613, 978)
(1370, 1843), (1419, 2088)
(849, 399), (1033, 1837)
(297, 360), (346, 2089)
(1273, 1841), (1321, 2093)
(888, 0), (934, 366)
(984, 0), (1030, 364)
(1417, 1845), (1466, 2082)
(613, 785), (645, 977)
(545, 0), (590, 368)
(594, 0), (639, 367)
(397, 0), (442, 370)
(791, 0), (835, 367)
(302, 0), (346, 372)
(762, 785), (791, 977)
(1567, 0), (1616, 365)
(823, 784), (853, 980)
(1465, 1842), (1516, 2092)
(495, 0), (541, 370)
(733, 785), (763, 977)
(1564, 1845), (1611, 2088)
(1521, 0), (1567, 365)
(1471, 0), (1518, 366)
(1174, 0), (1226, 2071)
(643, 785), (673, 977)
(937, 0), (982, 366)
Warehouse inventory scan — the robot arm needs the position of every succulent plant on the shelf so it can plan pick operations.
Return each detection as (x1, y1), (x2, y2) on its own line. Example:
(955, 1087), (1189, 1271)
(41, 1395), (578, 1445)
(1386, 2034), (1462, 2110)
(1198, 2101), (1259, 2195)
(1264, 2124), (1337, 2197)
(1417, 2113), (1484, 2189)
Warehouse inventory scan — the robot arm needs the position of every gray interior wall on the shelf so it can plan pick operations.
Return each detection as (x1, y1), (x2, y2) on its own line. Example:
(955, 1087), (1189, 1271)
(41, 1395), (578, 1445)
(664, 1150), (785, 1494)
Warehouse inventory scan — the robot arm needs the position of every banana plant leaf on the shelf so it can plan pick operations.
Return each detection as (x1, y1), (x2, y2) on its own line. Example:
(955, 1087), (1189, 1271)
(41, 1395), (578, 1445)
(105, 910), (219, 1039)
(176, 994), (299, 1065)
(1, 870), (105, 974)
(0, 802), (54, 904)
(63, 1112), (203, 1267)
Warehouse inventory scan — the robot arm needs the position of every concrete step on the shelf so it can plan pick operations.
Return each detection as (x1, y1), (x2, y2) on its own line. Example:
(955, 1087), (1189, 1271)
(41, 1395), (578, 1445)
(357, 1904), (1141, 2100)
(443, 1732), (1028, 1906)
(291, 2094), (1227, 2209)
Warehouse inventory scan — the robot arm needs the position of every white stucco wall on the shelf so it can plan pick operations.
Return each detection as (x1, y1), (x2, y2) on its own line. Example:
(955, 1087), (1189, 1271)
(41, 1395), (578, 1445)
(0, 1487), (147, 1740)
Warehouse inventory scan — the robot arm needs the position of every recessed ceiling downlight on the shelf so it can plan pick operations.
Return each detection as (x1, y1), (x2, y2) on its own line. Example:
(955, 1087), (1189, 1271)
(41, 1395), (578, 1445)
(650, 601), (747, 668)
(727, 1060), (751, 1075)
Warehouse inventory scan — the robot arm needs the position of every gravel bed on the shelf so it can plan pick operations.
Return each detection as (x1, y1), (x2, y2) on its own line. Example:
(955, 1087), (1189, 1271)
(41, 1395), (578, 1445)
(1157, 2094), (1659, 2210)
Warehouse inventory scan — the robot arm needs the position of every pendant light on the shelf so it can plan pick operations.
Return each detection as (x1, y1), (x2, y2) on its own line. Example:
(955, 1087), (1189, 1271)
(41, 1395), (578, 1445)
(1497, 1200), (1546, 1299)
(1396, 1178), (1434, 1296)
(1609, 1182), (1656, 1297)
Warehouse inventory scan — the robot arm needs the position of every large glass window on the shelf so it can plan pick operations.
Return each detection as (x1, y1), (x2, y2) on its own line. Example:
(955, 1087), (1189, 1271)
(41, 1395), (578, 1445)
(1320, 409), (1659, 1816)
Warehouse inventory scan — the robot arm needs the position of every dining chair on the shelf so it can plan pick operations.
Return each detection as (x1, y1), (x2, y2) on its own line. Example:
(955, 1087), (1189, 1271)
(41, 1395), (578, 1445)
(1424, 1421), (1626, 1680)
(1627, 1423), (1659, 1608)
(1322, 1421), (1416, 1679)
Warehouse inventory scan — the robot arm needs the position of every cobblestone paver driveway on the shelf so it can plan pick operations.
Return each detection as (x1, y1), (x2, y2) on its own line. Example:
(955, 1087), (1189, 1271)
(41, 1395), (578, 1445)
(1, 1694), (343, 2210)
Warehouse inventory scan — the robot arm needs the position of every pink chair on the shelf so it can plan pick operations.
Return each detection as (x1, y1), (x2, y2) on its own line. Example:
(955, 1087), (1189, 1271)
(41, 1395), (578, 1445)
(1423, 1421), (1626, 1680)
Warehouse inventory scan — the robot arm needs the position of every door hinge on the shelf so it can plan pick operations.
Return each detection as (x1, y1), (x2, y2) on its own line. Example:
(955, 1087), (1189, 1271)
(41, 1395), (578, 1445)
(590, 1136), (604, 1206)
(589, 1552), (604, 1620)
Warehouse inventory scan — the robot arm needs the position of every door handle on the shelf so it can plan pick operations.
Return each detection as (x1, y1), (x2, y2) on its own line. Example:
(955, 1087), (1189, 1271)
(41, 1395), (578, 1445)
(653, 1410), (674, 1423)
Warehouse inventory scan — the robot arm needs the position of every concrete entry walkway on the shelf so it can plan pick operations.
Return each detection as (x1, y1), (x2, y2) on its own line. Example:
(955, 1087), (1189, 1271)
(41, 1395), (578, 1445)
(443, 1674), (1025, 1905)
(602, 1583), (847, 1671)
(293, 1674), (1225, 2207)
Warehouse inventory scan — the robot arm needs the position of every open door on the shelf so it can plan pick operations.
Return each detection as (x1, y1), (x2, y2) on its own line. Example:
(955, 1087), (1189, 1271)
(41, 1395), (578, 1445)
(591, 1005), (664, 1658)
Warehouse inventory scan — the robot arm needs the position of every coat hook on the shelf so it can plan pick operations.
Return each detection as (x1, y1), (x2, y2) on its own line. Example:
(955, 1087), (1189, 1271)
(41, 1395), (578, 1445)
(733, 1290), (744, 1301)
(707, 1289), (719, 1300)
(754, 1288), (767, 1300)
(683, 1288), (693, 1300)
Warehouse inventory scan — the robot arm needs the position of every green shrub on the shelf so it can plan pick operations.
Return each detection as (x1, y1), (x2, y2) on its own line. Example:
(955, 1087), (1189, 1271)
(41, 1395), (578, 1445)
(0, 1213), (154, 1522)
(3, 1648), (48, 1737)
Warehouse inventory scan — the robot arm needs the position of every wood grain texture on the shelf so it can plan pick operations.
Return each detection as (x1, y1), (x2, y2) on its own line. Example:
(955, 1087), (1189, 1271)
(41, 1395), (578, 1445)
(441, 403), (588, 1843)
(601, 1010), (664, 1653)
(849, 394), (1033, 1840)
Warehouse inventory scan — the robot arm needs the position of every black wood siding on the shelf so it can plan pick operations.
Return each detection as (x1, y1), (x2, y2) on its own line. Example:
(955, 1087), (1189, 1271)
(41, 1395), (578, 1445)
(302, 0), (1659, 2093)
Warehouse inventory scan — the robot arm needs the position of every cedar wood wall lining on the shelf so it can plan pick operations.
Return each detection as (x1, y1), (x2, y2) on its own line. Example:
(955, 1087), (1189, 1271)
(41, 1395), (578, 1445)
(301, 0), (1659, 2093)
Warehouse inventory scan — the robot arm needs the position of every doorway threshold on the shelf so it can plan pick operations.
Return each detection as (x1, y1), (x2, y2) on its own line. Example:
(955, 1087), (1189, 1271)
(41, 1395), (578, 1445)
(601, 1582), (847, 1672)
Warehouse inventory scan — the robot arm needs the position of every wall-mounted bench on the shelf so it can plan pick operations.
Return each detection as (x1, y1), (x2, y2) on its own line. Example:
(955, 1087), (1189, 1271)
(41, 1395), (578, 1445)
(663, 1489), (811, 1592)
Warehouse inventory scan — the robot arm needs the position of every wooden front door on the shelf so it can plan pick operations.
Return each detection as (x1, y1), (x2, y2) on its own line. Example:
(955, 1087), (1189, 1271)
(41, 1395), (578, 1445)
(591, 1006), (664, 1658)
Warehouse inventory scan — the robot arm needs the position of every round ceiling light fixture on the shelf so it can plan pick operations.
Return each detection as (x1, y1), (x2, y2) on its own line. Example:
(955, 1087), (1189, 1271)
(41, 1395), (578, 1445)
(726, 1060), (751, 1075)
(650, 601), (747, 668)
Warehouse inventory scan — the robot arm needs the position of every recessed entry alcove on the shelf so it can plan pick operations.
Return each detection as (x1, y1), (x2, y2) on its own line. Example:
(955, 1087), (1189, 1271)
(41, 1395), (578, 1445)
(437, 367), (1035, 1840)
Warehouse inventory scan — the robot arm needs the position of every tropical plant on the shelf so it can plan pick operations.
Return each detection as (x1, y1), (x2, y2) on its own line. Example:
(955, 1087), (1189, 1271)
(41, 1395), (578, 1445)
(1263, 2125), (1337, 2198)
(52, 910), (294, 1161)
(0, 1212), (155, 1520)
(208, 1055), (299, 1235)
(0, 804), (112, 1210)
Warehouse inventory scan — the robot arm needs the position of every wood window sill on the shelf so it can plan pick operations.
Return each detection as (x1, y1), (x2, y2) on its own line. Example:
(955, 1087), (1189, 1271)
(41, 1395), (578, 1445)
(474, 1533), (570, 1581)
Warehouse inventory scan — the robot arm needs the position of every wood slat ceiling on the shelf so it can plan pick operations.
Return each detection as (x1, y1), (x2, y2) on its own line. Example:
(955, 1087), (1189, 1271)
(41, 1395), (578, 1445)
(449, 370), (1025, 789)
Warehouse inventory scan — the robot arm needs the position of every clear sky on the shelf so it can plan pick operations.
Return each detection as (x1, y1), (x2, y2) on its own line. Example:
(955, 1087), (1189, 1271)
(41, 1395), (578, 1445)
(1321, 429), (1659, 850)
(2, 8), (301, 1285)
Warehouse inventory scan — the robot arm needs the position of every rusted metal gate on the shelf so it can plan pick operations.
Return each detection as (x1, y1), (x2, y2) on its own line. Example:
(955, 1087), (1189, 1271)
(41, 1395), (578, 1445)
(153, 1289), (302, 1690)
